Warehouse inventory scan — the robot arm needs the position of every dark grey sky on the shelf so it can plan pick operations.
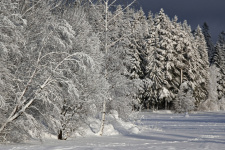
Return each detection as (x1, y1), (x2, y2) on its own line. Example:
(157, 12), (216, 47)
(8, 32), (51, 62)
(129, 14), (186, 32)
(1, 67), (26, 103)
(123, 0), (225, 43)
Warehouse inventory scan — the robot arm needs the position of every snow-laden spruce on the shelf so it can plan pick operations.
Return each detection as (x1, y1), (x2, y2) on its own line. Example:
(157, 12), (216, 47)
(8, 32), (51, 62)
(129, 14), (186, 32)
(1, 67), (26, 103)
(213, 32), (225, 101)
(144, 9), (210, 110)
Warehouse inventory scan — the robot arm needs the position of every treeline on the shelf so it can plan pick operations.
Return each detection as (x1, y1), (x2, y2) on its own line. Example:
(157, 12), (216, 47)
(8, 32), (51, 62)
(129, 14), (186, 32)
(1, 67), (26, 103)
(0, 0), (224, 143)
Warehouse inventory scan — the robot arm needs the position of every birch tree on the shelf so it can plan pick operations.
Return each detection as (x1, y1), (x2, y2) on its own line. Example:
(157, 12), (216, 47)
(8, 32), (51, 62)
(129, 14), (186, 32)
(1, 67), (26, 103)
(0, 0), (29, 142)
(25, 1), (108, 140)
(87, 0), (137, 136)
(0, 0), (107, 142)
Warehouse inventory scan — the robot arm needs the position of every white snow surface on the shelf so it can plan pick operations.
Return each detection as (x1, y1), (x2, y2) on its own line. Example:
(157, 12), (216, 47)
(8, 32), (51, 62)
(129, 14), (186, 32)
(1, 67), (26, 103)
(1, 111), (225, 150)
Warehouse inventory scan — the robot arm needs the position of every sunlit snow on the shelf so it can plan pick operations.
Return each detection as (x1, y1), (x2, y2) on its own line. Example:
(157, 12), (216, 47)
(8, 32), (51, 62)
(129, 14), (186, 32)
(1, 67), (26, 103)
(1, 111), (225, 150)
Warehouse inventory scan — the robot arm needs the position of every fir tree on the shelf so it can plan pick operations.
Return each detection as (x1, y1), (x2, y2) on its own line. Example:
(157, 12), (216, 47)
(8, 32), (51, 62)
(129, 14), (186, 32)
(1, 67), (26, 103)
(193, 26), (210, 105)
(202, 22), (215, 64)
(146, 9), (175, 109)
(213, 32), (225, 100)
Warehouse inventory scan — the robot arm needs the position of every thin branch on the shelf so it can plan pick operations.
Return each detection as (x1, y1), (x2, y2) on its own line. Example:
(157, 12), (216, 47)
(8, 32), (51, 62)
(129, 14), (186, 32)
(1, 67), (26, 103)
(109, 0), (117, 7)
(108, 0), (136, 23)
(40, 52), (84, 89)
(49, 0), (65, 11)
(0, 52), (82, 134)
(107, 32), (133, 48)
(22, 0), (44, 17)
(40, 52), (69, 62)
(88, 0), (105, 24)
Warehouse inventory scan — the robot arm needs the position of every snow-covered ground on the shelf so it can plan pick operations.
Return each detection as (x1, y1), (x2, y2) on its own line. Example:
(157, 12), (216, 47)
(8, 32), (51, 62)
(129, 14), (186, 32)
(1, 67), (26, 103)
(1, 111), (225, 150)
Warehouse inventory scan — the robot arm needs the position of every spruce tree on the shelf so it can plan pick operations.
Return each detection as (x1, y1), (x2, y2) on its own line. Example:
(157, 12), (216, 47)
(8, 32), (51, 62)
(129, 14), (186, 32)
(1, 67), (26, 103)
(213, 32), (225, 100)
(202, 22), (215, 64)
(146, 11), (209, 110)
(146, 9), (175, 109)
(193, 26), (210, 105)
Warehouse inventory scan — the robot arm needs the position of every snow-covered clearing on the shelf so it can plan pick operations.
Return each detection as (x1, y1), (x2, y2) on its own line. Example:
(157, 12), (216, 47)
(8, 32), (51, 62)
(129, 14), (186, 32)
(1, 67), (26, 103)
(1, 111), (225, 150)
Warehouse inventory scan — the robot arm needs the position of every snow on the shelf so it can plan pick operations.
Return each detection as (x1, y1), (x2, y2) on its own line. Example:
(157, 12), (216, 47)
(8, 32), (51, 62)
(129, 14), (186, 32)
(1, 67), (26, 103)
(159, 87), (170, 99)
(1, 111), (225, 150)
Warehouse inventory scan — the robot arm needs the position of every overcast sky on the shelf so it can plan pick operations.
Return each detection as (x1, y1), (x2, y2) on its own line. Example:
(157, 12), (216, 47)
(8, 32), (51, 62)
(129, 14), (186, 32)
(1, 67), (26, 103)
(122, 0), (225, 43)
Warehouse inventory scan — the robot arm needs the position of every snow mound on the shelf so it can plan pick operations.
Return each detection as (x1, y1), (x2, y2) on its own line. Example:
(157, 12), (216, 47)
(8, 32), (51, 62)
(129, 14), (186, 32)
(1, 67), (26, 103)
(130, 126), (139, 134)
(152, 110), (173, 114)
(102, 124), (119, 136)
(105, 110), (140, 135)
(86, 117), (119, 136)
(184, 112), (190, 118)
(84, 110), (140, 136)
(42, 132), (57, 140)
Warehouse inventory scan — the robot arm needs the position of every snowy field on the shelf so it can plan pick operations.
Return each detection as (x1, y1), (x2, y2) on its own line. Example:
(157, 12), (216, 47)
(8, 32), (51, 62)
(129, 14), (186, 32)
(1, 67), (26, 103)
(1, 111), (225, 150)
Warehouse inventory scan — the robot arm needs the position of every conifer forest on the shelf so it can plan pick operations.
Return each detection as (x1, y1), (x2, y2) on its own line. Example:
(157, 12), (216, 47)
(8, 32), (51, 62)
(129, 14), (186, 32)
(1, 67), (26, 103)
(0, 0), (225, 143)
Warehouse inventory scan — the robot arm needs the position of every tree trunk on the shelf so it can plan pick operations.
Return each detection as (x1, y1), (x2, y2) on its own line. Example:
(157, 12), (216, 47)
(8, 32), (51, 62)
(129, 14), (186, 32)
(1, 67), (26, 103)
(98, 100), (106, 136)
(165, 99), (167, 110)
(98, 0), (108, 137)
(58, 129), (63, 140)
(147, 103), (150, 110)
